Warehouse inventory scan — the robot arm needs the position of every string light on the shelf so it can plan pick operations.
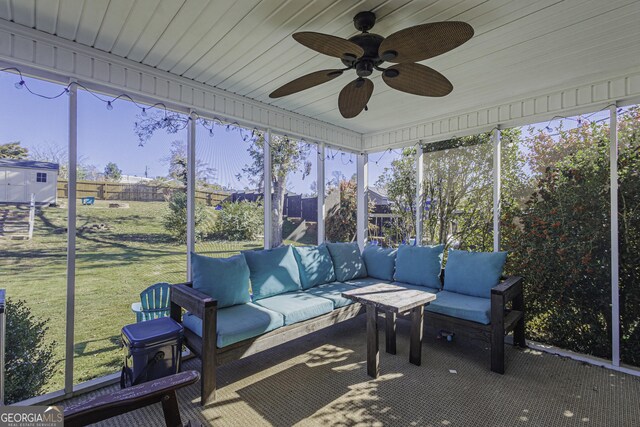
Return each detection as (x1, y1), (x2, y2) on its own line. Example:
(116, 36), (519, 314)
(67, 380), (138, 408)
(141, 107), (147, 116)
(106, 101), (113, 110)
(14, 80), (24, 89)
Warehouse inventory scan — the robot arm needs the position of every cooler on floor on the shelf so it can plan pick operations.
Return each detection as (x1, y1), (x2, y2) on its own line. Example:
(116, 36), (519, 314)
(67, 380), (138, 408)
(121, 316), (184, 388)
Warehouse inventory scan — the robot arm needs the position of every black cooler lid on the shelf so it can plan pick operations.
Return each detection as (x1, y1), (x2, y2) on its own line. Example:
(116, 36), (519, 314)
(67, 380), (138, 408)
(122, 317), (184, 348)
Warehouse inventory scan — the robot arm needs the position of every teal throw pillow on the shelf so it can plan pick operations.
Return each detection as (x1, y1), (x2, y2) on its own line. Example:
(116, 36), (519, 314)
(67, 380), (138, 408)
(394, 244), (444, 289)
(444, 249), (508, 298)
(362, 245), (397, 281)
(190, 252), (251, 308)
(325, 242), (367, 282)
(293, 245), (336, 289)
(243, 245), (302, 300)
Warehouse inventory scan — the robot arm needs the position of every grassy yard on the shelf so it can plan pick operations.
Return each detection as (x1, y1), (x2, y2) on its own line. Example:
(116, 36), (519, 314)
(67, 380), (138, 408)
(0, 199), (264, 396)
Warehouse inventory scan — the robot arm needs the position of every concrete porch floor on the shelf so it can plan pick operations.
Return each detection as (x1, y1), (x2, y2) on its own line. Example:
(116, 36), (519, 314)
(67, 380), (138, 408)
(61, 316), (640, 426)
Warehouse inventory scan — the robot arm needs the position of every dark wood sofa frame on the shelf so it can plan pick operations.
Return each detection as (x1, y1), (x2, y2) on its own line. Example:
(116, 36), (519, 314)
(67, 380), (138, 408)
(170, 273), (525, 406)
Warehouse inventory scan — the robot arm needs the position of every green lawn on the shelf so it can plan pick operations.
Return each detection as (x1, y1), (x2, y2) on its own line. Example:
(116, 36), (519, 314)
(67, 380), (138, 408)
(0, 200), (263, 396)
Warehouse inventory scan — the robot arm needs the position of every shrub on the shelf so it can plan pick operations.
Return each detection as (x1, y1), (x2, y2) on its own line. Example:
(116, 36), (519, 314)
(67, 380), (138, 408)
(4, 298), (57, 404)
(213, 201), (263, 241)
(162, 190), (210, 243)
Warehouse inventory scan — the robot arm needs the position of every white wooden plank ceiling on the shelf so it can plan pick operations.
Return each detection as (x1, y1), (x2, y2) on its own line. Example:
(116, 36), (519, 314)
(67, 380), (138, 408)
(1, 0), (639, 135)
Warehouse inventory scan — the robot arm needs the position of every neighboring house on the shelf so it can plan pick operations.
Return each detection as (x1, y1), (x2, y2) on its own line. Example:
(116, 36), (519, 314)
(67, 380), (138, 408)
(368, 187), (391, 213)
(0, 158), (59, 204)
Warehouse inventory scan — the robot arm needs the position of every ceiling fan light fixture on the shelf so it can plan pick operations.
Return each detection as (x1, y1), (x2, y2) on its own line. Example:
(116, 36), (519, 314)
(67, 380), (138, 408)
(342, 53), (357, 62)
(380, 50), (398, 61)
(383, 69), (399, 78)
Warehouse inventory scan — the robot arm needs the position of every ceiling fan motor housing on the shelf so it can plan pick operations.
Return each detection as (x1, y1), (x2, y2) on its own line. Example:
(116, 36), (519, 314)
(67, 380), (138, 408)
(342, 32), (385, 77)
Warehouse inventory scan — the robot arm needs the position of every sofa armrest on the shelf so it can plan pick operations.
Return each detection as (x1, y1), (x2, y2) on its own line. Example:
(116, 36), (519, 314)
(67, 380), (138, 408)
(170, 283), (217, 321)
(491, 276), (523, 302)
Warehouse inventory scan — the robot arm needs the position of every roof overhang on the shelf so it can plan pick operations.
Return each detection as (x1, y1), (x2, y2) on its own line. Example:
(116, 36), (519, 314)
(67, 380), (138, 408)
(1, 0), (639, 153)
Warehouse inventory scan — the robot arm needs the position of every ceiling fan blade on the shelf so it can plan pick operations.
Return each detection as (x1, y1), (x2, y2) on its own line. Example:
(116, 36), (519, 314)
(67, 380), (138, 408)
(379, 21), (473, 63)
(293, 32), (364, 60)
(382, 63), (452, 97)
(338, 78), (374, 119)
(269, 69), (344, 98)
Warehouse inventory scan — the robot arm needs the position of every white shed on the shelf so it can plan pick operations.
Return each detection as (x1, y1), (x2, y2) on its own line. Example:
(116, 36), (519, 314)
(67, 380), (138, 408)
(0, 159), (59, 205)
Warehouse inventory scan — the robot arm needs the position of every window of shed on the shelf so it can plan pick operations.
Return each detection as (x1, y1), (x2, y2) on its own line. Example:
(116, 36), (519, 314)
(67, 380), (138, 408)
(36, 172), (47, 183)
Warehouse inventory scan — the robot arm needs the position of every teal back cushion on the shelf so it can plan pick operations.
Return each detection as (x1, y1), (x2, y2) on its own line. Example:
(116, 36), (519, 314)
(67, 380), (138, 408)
(362, 245), (397, 281)
(444, 249), (508, 298)
(394, 244), (444, 289)
(293, 245), (336, 289)
(243, 245), (302, 300)
(191, 252), (251, 308)
(326, 242), (367, 282)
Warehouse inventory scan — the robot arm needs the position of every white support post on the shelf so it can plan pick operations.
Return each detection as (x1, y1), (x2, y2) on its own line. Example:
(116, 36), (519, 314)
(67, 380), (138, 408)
(65, 79), (77, 393)
(415, 146), (424, 246)
(264, 129), (272, 249)
(492, 127), (502, 252)
(186, 111), (196, 281)
(610, 105), (620, 366)
(356, 153), (368, 251)
(317, 142), (326, 244)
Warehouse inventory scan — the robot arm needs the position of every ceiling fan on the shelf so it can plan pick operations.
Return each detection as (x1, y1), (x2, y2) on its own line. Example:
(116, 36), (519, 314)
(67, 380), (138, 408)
(269, 11), (474, 119)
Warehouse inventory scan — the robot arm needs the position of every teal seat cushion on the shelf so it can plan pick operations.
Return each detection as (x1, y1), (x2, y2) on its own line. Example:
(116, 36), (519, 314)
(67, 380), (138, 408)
(394, 244), (444, 288)
(293, 245), (336, 289)
(343, 277), (391, 287)
(444, 250), (507, 298)
(326, 242), (367, 282)
(191, 252), (251, 308)
(362, 245), (397, 281)
(305, 282), (357, 308)
(254, 292), (334, 325)
(425, 291), (492, 325)
(182, 302), (284, 348)
(243, 245), (302, 300)
(392, 281), (440, 294)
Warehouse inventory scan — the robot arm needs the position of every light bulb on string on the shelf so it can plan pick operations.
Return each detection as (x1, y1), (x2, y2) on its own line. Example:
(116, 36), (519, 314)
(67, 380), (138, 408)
(226, 124), (231, 132)
(15, 80), (25, 89)
(209, 128), (214, 137)
(106, 101), (113, 110)
(141, 108), (147, 117)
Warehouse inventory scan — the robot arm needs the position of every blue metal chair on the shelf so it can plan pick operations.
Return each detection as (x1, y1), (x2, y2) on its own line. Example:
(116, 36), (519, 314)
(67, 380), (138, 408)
(131, 283), (172, 323)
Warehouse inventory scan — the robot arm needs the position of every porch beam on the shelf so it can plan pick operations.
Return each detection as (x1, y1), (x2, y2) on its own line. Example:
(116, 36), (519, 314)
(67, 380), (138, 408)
(492, 127), (501, 252)
(415, 146), (424, 245)
(264, 130), (272, 249)
(357, 153), (368, 251)
(317, 142), (325, 244)
(65, 79), (77, 393)
(186, 111), (196, 280)
(609, 105), (620, 366)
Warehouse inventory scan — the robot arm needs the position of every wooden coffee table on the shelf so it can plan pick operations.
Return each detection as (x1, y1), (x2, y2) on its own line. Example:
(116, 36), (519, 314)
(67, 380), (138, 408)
(342, 283), (436, 378)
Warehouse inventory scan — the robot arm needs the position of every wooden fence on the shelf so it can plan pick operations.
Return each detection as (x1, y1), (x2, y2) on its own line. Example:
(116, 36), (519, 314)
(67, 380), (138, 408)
(57, 180), (229, 206)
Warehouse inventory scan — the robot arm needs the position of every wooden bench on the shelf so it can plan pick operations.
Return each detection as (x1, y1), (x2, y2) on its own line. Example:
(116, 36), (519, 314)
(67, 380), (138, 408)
(169, 283), (364, 406)
(169, 273), (525, 406)
(423, 274), (526, 374)
(64, 370), (199, 427)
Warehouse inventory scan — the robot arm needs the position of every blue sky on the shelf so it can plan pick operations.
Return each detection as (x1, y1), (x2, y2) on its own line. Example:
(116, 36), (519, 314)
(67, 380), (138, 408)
(0, 72), (393, 194)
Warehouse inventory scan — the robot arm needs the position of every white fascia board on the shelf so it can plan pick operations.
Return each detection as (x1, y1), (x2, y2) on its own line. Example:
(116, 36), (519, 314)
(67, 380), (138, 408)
(363, 66), (640, 151)
(0, 19), (362, 151)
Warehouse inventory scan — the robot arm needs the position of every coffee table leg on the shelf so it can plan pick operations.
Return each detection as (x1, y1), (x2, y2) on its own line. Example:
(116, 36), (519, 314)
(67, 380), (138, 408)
(366, 304), (379, 378)
(410, 305), (424, 366)
(385, 310), (396, 355)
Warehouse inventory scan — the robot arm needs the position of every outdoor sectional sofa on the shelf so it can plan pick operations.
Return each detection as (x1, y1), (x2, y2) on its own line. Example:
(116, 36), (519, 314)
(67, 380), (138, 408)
(169, 242), (525, 405)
